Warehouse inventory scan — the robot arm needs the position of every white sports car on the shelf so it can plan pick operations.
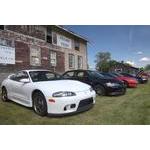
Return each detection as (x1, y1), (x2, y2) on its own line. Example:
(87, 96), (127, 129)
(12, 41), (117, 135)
(1, 70), (96, 116)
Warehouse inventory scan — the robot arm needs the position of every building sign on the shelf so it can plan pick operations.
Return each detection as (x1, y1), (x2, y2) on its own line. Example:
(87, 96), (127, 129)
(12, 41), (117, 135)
(57, 34), (72, 49)
(0, 45), (15, 64)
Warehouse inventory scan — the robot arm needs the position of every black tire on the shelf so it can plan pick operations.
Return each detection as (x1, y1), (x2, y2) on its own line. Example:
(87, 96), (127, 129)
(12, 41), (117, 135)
(32, 91), (47, 116)
(95, 85), (106, 96)
(1, 87), (9, 102)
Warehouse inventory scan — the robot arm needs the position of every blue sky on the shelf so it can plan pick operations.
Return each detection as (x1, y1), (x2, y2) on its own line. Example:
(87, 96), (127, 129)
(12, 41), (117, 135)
(66, 25), (150, 69)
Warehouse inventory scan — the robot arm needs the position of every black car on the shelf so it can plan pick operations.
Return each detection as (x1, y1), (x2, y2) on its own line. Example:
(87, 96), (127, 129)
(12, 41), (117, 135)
(62, 70), (126, 96)
(120, 72), (148, 84)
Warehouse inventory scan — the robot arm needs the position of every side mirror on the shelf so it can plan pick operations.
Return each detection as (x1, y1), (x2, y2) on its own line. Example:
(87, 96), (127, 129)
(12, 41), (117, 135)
(20, 78), (30, 83)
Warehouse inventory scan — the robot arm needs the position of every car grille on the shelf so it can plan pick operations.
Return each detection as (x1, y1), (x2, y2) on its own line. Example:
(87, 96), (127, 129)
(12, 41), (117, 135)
(77, 98), (93, 111)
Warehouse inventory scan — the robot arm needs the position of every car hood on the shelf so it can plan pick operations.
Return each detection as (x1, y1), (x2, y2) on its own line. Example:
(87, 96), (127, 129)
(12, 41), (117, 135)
(95, 76), (123, 84)
(33, 79), (91, 93)
(119, 76), (137, 82)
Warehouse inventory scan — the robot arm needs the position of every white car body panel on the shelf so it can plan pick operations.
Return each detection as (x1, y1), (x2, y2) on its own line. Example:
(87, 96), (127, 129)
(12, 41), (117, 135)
(1, 70), (96, 115)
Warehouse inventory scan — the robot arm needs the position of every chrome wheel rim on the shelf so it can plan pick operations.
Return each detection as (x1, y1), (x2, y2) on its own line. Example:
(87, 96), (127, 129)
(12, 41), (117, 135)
(34, 96), (45, 114)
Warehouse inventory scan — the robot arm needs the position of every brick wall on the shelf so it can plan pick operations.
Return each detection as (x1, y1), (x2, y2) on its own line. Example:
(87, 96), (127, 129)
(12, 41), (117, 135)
(5, 25), (46, 40)
(0, 25), (87, 77)
(0, 28), (65, 75)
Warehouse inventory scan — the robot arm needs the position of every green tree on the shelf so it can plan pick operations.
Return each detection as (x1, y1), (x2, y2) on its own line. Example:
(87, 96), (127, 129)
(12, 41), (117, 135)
(95, 52), (111, 72)
(144, 64), (150, 71)
(109, 60), (119, 68)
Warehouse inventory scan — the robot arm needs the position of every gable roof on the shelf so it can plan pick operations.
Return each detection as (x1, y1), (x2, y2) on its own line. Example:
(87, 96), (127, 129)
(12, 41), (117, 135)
(55, 25), (89, 42)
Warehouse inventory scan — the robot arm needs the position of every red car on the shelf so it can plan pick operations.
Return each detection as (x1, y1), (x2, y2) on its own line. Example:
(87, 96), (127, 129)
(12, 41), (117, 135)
(107, 73), (138, 88)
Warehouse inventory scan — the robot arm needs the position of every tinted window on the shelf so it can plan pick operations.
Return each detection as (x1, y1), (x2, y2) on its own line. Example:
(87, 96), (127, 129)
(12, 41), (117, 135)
(88, 71), (105, 78)
(10, 71), (29, 82)
(77, 71), (86, 77)
(63, 71), (75, 78)
(29, 71), (59, 82)
(121, 73), (134, 77)
(101, 73), (112, 78)
(112, 73), (123, 77)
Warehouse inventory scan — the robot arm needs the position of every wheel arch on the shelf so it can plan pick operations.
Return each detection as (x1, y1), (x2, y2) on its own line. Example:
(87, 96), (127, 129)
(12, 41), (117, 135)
(94, 83), (106, 95)
(1, 86), (6, 90)
(31, 89), (45, 106)
(94, 82), (105, 89)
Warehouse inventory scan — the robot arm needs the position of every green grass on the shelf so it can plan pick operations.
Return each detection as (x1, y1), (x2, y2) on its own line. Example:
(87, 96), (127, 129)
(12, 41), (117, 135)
(0, 82), (150, 125)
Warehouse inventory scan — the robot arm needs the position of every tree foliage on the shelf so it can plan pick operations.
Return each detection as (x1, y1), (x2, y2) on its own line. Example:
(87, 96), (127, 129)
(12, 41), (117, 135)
(144, 64), (150, 71)
(95, 52), (111, 72)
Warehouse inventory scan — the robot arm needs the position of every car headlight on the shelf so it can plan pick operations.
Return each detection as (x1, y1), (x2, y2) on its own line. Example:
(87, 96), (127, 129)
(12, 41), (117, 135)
(52, 91), (76, 97)
(106, 82), (120, 87)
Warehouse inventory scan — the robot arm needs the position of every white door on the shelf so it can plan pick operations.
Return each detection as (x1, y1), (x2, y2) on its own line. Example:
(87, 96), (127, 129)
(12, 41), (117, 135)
(10, 71), (31, 106)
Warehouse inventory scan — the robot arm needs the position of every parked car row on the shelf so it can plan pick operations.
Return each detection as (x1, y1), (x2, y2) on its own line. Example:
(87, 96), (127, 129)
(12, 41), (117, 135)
(62, 70), (126, 96)
(1, 69), (148, 117)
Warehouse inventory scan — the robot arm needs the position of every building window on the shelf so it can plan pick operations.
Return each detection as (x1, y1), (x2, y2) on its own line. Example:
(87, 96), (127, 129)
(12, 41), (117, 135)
(78, 56), (83, 69)
(46, 27), (52, 44)
(69, 54), (75, 68)
(50, 51), (57, 67)
(0, 25), (4, 30)
(74, 40), (80, 50)
(30, 47), (41, 66)
(52, 32), (57, 45)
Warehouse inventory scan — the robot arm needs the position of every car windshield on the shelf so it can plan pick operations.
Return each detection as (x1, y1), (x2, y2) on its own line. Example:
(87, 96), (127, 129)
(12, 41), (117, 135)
(88, 71), (105, 78)
(121, 73), (133, 77)
(101, 73), (113, 78)
(29, 71), (60, 82)
(111, 72), (123, 77)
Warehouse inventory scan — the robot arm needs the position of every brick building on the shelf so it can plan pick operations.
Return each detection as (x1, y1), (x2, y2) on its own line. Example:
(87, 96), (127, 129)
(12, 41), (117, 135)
(0, 25), (88, 75)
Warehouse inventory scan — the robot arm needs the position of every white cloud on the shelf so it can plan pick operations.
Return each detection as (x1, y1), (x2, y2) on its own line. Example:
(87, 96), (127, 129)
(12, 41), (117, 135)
(137, 51), (143, 55)
(126, 60), (135, 66)
(139, 57), (150, 62)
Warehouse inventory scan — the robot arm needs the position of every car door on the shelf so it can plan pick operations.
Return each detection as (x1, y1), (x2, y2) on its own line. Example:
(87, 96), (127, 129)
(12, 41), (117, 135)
(75, 71), (92, 86)
(63, 71), (75, 80)
(10, 71), (31, 105)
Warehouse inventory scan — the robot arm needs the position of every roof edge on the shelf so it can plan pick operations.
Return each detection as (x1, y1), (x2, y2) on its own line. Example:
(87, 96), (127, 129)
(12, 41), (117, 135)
(55, 25), (89, 42)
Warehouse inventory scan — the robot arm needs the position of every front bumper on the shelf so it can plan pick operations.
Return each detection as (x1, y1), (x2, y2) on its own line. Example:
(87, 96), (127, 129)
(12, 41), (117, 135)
(106, 86), (126, 96)
(139, 79), (148, 84)
(128, 82), (137, 88)
(46, 90), (96, 115)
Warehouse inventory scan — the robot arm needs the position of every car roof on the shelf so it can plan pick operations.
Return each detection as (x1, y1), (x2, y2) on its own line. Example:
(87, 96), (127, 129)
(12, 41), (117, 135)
(64, 69), (96, 72)
(21, 69), (55, 73)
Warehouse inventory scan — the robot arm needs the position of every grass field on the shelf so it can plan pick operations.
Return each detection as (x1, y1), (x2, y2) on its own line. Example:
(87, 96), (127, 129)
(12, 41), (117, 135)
(0, 82), (150, 125)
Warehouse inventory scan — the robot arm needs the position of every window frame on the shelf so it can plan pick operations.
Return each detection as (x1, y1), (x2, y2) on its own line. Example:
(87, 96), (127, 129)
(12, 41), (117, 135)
(78, 56), (83, 69)
(46, 27), (52, 44)
(0, 25), (4, 30)
(30, 47), (41, 66)
(69, 54), (75, 69)
(74, 40), (80, 51)
(50, 51), (57, 67)
(63, 71), (75, 78)
(52, 32), (57, 45)
(10, 71), (29, 82)
(76, 71), (88, 78)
